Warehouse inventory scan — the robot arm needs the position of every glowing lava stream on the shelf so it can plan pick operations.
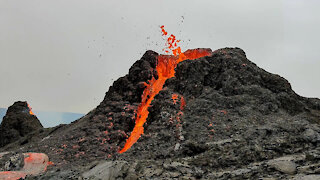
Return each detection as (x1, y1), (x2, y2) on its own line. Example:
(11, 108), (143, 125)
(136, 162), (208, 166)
(119, 26), (212, 153)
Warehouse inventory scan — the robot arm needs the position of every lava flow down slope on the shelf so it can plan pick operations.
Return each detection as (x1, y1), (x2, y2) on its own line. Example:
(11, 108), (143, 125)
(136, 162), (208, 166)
(0, 29), (320, 179)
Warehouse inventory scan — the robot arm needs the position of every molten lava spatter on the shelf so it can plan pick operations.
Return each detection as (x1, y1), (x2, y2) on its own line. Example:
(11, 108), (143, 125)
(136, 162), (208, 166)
(180, 96), (186, 111)
(119, 26), (212, 153)
(171, 93), (186, 110)
(27, 103), (34, 115)
(172, 94), (179, 104)
(0, 153), (51, 180)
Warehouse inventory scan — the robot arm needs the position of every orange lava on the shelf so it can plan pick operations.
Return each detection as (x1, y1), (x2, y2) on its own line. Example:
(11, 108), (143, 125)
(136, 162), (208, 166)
(0, 171), (27, 180)
(180, 96), (186, 110)
(119, 26), (212, 153)
(0, 153), (50, 180)
(172, 94), (179, 104)
(172, 93), (186, 110)
(220, 110), (227, 115)
(27, 103), (34, 115)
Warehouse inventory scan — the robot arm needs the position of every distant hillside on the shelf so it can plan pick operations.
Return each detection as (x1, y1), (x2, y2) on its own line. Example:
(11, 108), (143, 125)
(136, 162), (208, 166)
(0, 108), (6, 121)
(0, 108), (84, 128)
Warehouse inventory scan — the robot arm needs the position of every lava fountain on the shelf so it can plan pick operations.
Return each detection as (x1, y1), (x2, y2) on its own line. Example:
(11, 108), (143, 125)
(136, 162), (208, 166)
(119, 26), (212, 153)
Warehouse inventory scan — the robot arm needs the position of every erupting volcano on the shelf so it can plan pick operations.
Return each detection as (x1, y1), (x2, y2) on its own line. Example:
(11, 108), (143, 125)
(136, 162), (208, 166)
(1, 26), (319, 179)
(119, 26), (212, 153)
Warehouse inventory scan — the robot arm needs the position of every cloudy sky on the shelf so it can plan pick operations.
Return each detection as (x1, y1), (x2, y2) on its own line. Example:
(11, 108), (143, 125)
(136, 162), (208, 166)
(1, 0), (319, 113)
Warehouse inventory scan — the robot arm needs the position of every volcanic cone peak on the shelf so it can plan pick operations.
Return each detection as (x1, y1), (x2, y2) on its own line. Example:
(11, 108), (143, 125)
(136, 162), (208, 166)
(165, 47), (303, 113)
(0, 101), (43, 148)
(119, 48), (320, 159)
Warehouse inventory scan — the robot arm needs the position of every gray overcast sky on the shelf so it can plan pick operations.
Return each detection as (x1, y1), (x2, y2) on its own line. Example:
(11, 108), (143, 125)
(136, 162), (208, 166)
(0, 0), (319, 113)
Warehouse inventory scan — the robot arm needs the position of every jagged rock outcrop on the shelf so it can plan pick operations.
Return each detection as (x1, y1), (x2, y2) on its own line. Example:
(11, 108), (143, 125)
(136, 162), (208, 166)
(0, 101), (43, 148)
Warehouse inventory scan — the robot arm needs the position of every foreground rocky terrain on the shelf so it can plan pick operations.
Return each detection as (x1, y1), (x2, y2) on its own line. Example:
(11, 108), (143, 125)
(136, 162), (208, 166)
(0, 48), (319, 179)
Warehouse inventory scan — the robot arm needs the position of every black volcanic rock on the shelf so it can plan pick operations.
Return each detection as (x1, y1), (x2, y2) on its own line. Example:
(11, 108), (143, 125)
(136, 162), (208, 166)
(0, 101), (43, 148)
(1, 48), (319, 179)
(103, 50), (158, 103)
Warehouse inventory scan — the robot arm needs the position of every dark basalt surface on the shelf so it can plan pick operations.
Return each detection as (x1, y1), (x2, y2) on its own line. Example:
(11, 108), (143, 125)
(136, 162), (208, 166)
(0, 48), (319, 179)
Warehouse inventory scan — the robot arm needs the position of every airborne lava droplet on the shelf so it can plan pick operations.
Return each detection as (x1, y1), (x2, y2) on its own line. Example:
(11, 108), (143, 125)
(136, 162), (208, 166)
(119, 26), (212, 153)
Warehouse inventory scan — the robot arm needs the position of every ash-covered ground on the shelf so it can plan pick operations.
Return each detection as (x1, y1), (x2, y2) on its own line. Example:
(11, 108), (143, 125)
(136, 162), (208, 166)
(0, 48), (319, 179)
